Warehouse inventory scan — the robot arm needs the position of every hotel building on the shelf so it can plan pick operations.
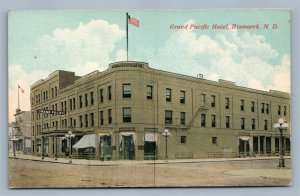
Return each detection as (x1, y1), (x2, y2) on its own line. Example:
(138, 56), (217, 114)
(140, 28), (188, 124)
(30, 61), (291, 160)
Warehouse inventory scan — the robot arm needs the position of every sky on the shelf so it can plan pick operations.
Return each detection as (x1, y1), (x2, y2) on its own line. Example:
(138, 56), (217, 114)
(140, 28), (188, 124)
(8, 9), (291, 123)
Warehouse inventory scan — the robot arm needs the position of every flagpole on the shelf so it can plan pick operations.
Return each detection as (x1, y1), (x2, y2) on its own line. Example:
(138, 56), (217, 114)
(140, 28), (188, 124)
(126, 12), (129, 61)
(18, 85), (20, 110)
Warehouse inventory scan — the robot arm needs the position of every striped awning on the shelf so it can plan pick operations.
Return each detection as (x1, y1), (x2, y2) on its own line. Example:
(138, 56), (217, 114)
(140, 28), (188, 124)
(73, 134), (95, 149)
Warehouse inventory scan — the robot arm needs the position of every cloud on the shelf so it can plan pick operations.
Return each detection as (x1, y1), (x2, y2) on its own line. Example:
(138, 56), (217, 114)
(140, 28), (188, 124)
(148, 22), (290, 93)
(35, 19), (126, 69)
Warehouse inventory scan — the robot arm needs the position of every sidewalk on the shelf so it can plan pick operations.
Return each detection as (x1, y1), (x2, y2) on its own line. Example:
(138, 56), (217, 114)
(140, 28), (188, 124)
(8, 152), (291, 166)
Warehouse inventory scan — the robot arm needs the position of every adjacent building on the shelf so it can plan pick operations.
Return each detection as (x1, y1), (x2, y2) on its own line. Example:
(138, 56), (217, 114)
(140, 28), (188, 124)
(30, 61), (291, 160)
(9, 110), (32, 155)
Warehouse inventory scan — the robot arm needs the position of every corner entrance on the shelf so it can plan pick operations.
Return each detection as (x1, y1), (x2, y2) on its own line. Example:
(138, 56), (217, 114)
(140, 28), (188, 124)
(100, 135), (112, 160)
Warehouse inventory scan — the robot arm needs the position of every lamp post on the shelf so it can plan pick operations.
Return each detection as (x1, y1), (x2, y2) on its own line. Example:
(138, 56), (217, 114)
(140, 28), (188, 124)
(41, 136), (44, 160)
(65, 130), (75, 163)
(162, 129), (171, 160)
(274, 118), (288, 168)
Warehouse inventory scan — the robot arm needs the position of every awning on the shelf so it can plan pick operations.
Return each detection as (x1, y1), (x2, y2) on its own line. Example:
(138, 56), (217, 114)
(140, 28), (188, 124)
(239, 136), (250, 141)
(73, 134), (95, 149)
(144, 133), (158, 142)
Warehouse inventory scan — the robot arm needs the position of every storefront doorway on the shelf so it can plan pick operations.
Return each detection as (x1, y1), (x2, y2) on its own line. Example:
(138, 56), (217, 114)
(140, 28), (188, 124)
(120, 134), (135, 160)
(100, 135), (112, 160)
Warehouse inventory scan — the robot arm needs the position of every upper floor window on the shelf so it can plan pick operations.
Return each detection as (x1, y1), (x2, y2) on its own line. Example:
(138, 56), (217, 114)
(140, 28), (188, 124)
(241, 118), (245, 129)
(278, 105), (281, 115)
(79, 115), (83, 128)
(211, 115), (216, 128)
(100, 89), (103, 103)
(73, 98), (76, 110)
(252, 119), (255, 130)
(108, 86), (112, 100)
(180, 112), (185, 125)
(240, 100), (245, 111)
(108, 109), (112, 124)
(123, 108), (132, 123)
(123, 84), (131, 98)
(85, 114), (88, 127)
(201, 114), (206, 127)
(180, 91), (186, 104)
(266, 104), (269, 114)
(90, 92), (94, 105)
(261, 103), (265, 113)
(85, 94), (88, 107)
(100, 111), (104, 125)
(251, 101), (255, 112)
(201, 94), (206, 107)
(79, 95), (83, 108)
(55, 87), (57, 97)
(90, 113), (94, 126)
(211, 95), (216, 107)
(165, 110), (172, 124)
(225, 97), (230, 109)
(166, 88), (172, 102)
(226, 116), (230, 128)
(264, 120), (268, 130)
(284, 106), (287, 116)
(147, 85), (153, 100)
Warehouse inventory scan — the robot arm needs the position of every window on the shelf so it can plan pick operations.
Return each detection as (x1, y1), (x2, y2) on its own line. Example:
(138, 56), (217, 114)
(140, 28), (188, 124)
(123, 108), (132, 123)
(264, 120), (268, 130)
(180, 136), (187, 144)
(90, 92), (94, 105)
(284, 106), (287, 116)
(55, 87), (57, 97)
(165, 110), (172, 124)
(73, 98), (75, 110)
(108, 86), (112, 100)
(73, 119), (76, 128)
(252, 119), (255, 130)
(180, 91), (186, 104)
(201, 114), (206, 127)
(108, 109), (112, 124)
(85, 94), (88, 107)
(45, 91), (48, 100)
(79, 95), (82, 108)
(211, 115), (216, 127)
(266, 104), (269, 114)
(123, 84), (131, 98)
(226, 116), (230, 128)
(166, 88), (172, 102)
(278, 105), (281, 115)
(69, 99), (72, 111)
(147, 85), (153, 99)
(85, 114), (88, 127)
(211, 95), (216, 107)
(90, 113), (94, 126)
(64, 101), (67, 113)
(51, 88), (54, 98)
(240, 100), (244, 111)
(225, 97), (230, 109)
(180, 112), (185, 125)
(212, 137), (217, 144)
(100, 111), (104, 125)
(251, 101), (255, 112)
(201, 94), (206, 107)
(261, 103), (265, 113)
(79, 115), (83, 128)
(70, 118), (73, 127)
(241, 118), (245, 129)
(100, 89), (103, 103)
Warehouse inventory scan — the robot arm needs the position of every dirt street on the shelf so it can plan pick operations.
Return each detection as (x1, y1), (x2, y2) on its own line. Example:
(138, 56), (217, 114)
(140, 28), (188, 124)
(9, 158), (291, 188)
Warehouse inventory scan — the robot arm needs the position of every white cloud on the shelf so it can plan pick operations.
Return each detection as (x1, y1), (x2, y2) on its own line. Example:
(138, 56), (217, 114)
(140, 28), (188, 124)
(36, 19), (125, 68)
(149, 23), (290, 93)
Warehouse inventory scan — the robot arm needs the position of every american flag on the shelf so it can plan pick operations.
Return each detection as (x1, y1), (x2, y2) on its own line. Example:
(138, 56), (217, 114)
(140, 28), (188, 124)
(18, 85), (24, 94)
(128, 15), (139, 27)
